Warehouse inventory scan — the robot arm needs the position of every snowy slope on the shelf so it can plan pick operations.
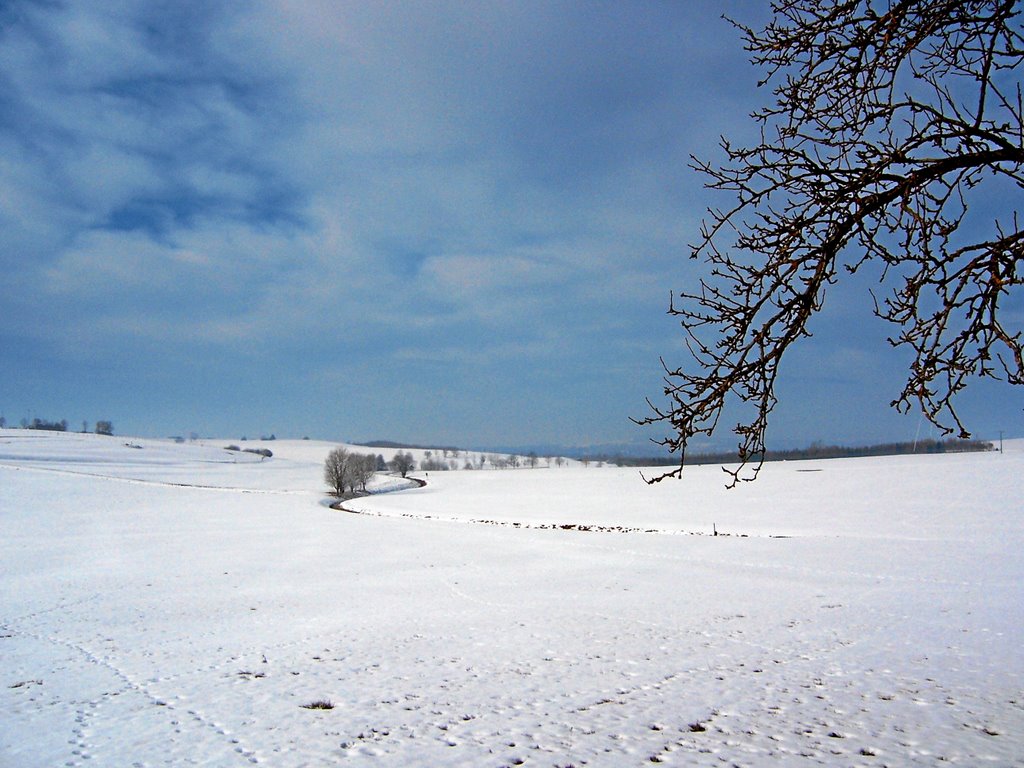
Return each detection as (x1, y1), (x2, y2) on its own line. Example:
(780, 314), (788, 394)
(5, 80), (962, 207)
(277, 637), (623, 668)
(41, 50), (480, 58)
(1, 429), (1021, 766)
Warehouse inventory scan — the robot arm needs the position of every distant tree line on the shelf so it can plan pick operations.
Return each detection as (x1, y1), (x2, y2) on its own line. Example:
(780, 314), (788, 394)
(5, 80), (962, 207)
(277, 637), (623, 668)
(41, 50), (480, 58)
(357, 440), (462, 454)
(350, 445), (572, 471)
(487, 452), (542, 469)
(755, 438), (993, 463)
(1, 416), (113, 435)
(586, 438), (994, 468)
(26, 417), (68, 432)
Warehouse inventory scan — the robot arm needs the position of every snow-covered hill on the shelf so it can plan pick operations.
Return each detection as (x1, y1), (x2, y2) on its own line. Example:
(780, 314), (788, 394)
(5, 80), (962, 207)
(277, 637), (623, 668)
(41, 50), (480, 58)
(1, 429), (1021, 766)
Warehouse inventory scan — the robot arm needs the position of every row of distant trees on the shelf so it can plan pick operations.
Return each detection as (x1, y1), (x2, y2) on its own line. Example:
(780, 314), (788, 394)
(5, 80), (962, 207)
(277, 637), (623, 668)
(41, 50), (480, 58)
(588, 438), (994, 468)
(357, 441), (576, 471)
(488, 452), (564, 469)
(324, 449), (575, 494)
(0, 416), (112, 435)
(323, 448), (464, 496)
(419, 450), (567, 471)
(324, 449), (425, 495)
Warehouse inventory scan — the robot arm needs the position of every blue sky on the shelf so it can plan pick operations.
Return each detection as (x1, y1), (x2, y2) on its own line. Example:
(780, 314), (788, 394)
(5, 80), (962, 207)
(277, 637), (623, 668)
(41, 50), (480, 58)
(1, 1), (1019, 451)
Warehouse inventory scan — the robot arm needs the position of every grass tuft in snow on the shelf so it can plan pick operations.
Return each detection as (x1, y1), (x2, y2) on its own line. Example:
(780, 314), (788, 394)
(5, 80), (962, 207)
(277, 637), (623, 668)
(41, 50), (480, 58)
(300, 699), (335, 710)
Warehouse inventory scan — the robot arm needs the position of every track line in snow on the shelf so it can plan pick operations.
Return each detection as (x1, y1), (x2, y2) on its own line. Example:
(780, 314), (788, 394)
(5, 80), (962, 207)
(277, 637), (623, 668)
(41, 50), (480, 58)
(4, 621), (264, 766)
(0, 461), (311, 495)
(331, 481), (795, 540)
(336, 478), (990, 590)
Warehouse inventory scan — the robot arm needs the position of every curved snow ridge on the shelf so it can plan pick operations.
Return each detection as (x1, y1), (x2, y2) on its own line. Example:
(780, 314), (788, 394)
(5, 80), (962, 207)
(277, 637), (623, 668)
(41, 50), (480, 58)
(325, 475), (426, 510)
(333, 483), (792, 538)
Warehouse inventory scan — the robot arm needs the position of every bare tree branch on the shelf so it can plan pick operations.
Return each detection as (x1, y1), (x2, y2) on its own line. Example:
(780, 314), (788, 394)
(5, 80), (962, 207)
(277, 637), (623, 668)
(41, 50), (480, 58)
(639, 0), (1023, 486)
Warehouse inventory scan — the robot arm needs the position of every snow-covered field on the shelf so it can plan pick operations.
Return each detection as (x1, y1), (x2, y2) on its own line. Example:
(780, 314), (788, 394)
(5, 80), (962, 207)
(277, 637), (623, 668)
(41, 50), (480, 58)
(1, 429), (1022, 767)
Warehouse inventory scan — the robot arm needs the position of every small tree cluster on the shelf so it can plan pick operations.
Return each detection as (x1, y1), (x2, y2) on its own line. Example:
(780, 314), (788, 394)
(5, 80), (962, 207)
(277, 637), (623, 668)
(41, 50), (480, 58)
(15, 417), (69, 431)
(324, 447), (377, 496)
(420, 449), (454, 471)
(389, 451), (416, 477)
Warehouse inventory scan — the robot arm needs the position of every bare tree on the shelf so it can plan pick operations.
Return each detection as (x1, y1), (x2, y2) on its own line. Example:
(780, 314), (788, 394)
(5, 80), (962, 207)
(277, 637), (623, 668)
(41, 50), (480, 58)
(355, 453), (377, 492)
(324, 447), (350, 496)
(389, 450), (416, 478)
(640, 0), (1023, 485)
(325, 447), (377, 495)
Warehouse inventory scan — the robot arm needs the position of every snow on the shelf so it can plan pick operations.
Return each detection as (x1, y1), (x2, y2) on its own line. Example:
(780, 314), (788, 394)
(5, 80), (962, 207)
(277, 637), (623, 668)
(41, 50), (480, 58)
(1, 429), (1022, 766)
